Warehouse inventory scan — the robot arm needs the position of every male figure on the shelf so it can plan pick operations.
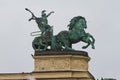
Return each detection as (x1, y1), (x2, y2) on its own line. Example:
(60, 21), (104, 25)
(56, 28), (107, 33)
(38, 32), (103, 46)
(26, 8), (54, 50)
(25, 8), (54, 34)
(41, 10), (54, 26)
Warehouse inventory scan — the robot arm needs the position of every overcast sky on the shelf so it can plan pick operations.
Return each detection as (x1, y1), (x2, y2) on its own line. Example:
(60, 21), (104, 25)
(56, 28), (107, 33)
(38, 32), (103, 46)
(0, 0), (120, 79)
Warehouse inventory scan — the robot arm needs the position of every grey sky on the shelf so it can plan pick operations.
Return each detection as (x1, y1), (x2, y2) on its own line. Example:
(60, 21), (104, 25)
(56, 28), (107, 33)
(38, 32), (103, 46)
(0, 0), (120, 79)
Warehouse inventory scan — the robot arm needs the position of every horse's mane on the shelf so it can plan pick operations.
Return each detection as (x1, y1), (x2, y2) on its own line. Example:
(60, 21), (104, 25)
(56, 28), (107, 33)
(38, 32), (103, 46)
(73, 16), (85, 21)
(68, 16), (85, 30)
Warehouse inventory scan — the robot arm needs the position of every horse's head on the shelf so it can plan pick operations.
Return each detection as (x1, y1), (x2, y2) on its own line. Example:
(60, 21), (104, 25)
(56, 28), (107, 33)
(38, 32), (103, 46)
(68, 16), (87, 30)
(78, 17), (87, 29)
(75, 16), (87, 29)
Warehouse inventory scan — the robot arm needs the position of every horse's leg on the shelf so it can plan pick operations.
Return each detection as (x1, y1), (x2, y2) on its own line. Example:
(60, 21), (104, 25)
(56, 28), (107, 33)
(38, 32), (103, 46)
(51, 36), (58, 50)
(81, 35), (91, 49)
(89, 35), (95, 49)
(63, 40), (74, 50)
(82, 40), (91, 49)
(82, 33), (95, 49)
(91, 41), (95, 49)
(44, 39), (48, 51)
(69, 43), (72, 49)
(65, 45), (74, 50)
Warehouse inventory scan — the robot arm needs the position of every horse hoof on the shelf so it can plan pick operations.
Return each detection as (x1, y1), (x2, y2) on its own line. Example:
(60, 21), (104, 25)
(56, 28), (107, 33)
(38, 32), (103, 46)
(92, 47), (95, 49)
(82, 46), (86, 49)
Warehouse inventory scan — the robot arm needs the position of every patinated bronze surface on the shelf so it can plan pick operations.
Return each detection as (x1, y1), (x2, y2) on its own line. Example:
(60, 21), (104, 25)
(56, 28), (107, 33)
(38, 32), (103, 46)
(26, 8), (95, 51)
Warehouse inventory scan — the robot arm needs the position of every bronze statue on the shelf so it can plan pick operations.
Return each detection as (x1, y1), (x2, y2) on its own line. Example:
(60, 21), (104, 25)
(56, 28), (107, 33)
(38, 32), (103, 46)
(25, 8), (54, 35)
(51, 16), (95, 50)
(25, 8), (54, 51)
(41, 10), (54, 26)
(25, 8), (95, 51)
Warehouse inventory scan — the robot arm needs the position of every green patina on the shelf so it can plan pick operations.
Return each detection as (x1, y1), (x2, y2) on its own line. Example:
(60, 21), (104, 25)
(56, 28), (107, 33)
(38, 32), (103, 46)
(26, 8), (95, 51)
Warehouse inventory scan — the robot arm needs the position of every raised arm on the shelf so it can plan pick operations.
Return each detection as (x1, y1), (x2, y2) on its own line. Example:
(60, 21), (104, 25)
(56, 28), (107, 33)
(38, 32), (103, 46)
(46, 11), (54, 17)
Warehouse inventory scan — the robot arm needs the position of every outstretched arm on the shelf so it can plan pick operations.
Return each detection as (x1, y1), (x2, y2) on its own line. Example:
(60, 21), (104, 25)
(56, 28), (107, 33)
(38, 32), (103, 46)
(46, 11), (54, 17)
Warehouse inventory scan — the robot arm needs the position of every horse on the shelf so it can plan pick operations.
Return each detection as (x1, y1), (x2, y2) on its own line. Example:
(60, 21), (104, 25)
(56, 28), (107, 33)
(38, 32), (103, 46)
(51, 16), (95, 50)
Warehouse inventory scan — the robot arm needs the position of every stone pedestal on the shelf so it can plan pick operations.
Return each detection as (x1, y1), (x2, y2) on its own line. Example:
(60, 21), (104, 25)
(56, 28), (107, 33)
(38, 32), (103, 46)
(32, 51), (95, 80)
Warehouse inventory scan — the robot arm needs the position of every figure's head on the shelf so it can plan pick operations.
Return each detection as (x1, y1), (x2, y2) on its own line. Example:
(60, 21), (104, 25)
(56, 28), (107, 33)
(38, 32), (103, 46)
(41, 10), (46, 16)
